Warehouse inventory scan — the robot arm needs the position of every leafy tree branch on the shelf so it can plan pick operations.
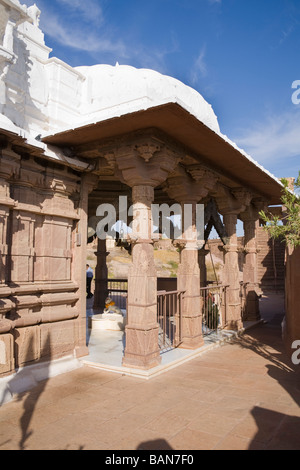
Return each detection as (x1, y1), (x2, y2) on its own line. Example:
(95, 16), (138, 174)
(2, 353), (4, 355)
(259, 172), (300, 248)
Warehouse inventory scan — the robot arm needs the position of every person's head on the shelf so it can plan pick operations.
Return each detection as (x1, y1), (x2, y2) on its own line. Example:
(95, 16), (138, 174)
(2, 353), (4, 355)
(86, 264), (89, 268)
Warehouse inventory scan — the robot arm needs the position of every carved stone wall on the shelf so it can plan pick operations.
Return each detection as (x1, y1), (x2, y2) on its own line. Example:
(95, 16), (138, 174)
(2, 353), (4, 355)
(0, 143), (90, 377)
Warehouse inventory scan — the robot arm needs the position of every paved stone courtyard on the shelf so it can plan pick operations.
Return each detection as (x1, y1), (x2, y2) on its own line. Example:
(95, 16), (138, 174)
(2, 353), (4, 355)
(0, 293), (299, 450)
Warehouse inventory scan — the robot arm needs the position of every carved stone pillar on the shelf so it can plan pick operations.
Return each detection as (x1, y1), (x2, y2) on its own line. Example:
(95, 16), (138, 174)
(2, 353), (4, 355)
(175, 201), (204, 349)
(214, 186), (252, 330)
(222, 213), (243, 330)
(112, 136), (181, 369)
(72, 173), (98, 358)
(122, 185), (161, 369)
(93, 238), (109, 311)
(165, 165), (218, 349)
(241, 206), (261, 321)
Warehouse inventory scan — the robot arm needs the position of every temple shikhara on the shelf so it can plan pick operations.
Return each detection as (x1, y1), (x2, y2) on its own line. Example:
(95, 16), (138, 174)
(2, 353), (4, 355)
(0, 0), (289, 400)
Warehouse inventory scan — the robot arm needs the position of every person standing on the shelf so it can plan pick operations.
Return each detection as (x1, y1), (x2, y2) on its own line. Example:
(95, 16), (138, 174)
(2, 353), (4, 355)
(86, 264), (94, 298)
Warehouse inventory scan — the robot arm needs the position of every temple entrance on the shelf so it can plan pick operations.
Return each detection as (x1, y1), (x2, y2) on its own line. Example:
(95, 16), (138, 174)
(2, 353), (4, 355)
(84, 178), (261, 372)
(41, 123), (282, 373)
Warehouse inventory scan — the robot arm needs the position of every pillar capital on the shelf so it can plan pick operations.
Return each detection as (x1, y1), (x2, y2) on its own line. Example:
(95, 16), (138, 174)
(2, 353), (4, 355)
(165, 164), (219, 204)
(215, 185), (253, 216)
(244, 246), (258, 255)
(115, 139), (181, 188)
(186, 165), (219, 191)
(240, 199), (267, 222)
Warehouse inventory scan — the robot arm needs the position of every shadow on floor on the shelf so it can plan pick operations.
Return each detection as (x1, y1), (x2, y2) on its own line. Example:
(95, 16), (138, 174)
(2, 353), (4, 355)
(235, 292), (300, 449)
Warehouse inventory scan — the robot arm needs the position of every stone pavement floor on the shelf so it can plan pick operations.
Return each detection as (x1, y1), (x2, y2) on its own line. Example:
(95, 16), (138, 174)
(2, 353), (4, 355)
(0, 294), (299, 450)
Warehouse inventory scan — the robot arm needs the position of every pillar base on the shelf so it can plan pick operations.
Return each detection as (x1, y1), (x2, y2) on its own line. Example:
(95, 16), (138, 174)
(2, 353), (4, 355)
(223, 319), (243, 331)
(74, 345), (89, 358)
(179, 335), (204, 350)
(180, 313), (204, 349)
(122, 354), (161, 370)
(122, 325), (161, 370)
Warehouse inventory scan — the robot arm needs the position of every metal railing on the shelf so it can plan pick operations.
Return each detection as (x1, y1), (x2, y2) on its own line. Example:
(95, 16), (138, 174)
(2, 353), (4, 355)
(107, 279), (128, 311)
(201, 284), (228, 335)
(105, 280), (231, 346)
(157, 290), (184, 352)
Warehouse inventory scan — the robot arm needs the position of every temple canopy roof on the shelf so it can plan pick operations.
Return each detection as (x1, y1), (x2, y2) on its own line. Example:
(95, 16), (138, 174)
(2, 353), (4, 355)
(42, 64), (284, 206)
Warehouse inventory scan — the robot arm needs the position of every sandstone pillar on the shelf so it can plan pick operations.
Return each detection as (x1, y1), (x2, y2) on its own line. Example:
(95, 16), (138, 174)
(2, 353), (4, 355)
(176, 201), (204, 349)
(122, 185), (161, 369)
(72, 173), (98, 358)
(242, 215), (260, 321)
(112, 136), (181, 369)
(222, 213), (242, 330)
(214, 187), (253, 330)
(164, 165), (219, 348)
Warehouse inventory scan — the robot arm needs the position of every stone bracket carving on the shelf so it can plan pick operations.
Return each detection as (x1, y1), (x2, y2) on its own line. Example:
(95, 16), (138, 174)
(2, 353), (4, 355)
(115, 140), (180, 187)
(135, 143), (160, 162)
(165, 164), (217, 203)
(214, 184), (253, 215)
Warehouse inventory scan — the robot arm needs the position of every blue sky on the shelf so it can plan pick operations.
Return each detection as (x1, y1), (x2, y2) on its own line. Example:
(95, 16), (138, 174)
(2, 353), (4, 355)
(23, 0), (300, 183)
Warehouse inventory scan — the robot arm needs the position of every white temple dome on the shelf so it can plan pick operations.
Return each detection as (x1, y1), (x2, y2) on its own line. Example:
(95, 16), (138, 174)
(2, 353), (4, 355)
(75, 64), (220, 134)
